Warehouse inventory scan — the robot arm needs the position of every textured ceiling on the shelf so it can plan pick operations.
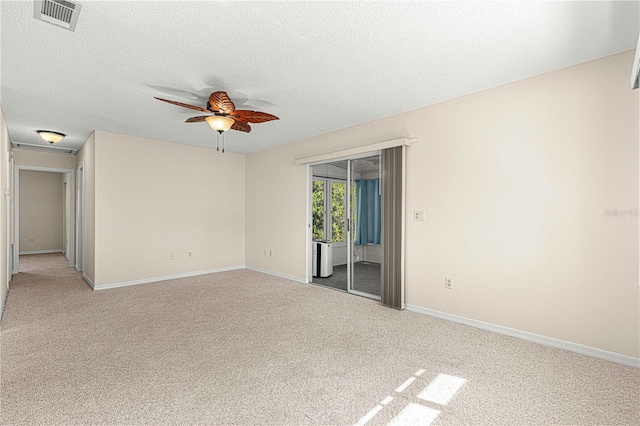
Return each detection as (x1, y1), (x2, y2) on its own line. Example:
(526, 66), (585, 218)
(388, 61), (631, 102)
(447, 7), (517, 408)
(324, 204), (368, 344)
(1, 1), (638, 154)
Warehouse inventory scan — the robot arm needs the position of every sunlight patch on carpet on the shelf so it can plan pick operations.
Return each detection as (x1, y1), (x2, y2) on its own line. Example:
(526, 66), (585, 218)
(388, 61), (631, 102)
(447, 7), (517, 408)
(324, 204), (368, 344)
(417, 374), (467, 406)
(387, 403), (440, 426)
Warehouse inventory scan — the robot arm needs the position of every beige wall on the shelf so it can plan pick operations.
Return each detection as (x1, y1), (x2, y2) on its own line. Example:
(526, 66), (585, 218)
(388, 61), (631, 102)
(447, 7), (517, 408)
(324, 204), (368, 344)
(0, 107), (12, 317)
(92, 131), (245, 286)
(77, 132), (95, 284)
(246, 51), (639, 357)
(18, 171), (64, 253)
(13, 149), (76, 170)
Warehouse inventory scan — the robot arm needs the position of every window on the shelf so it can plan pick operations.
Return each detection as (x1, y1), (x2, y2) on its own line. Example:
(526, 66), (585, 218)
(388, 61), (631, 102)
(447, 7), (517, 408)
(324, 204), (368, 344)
(312, 178), (347, 243)
(312, 180), (325, 240)
(331, 182), (345, 242)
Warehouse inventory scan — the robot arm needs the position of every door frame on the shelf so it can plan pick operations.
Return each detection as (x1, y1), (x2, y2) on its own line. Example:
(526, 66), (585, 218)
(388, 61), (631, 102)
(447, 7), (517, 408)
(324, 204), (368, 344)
(75, 163), (84, 272)
(5, 154), (13, 288)
(13, 165), (75, 273)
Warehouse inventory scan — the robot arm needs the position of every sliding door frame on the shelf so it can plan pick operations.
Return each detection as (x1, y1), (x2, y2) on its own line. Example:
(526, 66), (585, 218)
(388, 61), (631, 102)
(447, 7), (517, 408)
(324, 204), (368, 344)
(347, 155), (382, 301)
(306, 151), (382, 301)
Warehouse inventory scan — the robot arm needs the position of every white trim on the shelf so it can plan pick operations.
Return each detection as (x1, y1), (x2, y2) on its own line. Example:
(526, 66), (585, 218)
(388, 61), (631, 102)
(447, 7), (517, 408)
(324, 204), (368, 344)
(12, 168), (18, 275)
(0, 285), (6, 320)
(346, 158), (353, 292)
(75, 163), (84, 273)
(82, 273), (94, 290)
(631, 33), (639, 89)
(245, 266), (307, 284)
(306, 165), (312, 283)
(405, 304), (640, 369)
(294, 138), (416, 165)
(93, 265), (246, 291)
(6, 153), (13, 287)
(19, 249), (63, 255)
(400, 145), (406, 309)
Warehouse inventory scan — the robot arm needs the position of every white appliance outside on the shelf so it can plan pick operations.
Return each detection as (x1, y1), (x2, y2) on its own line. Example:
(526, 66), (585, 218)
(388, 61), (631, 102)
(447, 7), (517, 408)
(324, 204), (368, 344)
(312, 241), (333, 277)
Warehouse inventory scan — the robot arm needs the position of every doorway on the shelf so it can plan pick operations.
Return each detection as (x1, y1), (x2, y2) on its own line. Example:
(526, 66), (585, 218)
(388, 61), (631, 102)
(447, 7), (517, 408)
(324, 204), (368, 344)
(13, 165), (75, 273)
(309, 154), (382, 300)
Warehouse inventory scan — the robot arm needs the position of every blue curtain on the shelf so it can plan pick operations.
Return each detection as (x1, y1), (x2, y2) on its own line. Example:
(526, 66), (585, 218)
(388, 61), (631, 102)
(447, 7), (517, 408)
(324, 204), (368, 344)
(355, 179), (381, 245)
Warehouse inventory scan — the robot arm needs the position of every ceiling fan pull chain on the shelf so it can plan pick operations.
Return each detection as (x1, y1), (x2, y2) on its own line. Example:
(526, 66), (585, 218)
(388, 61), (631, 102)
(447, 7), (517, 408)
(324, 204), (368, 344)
(222, 132), (225, 153)
(216, 133), (220, 151)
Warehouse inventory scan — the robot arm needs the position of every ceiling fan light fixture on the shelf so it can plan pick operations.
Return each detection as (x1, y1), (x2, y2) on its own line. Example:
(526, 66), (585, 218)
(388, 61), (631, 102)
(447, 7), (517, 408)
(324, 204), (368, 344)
(205, 116), (234, 133)
(37, 130), (66, 144)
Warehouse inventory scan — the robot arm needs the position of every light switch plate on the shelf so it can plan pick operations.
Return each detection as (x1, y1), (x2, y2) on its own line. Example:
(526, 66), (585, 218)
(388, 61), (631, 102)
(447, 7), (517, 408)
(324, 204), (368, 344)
(414, 210), (425, 221)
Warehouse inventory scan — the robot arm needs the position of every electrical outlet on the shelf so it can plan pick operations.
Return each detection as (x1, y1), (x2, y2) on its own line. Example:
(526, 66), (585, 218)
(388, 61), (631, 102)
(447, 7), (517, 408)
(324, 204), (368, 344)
(169, 252), (175, 261)
(263, 250), (267, 256)
(445, 277), (453, 290)
(414, 210), (425, 221)
(187, 251), (192, 258)
(29, 236), (35, 243)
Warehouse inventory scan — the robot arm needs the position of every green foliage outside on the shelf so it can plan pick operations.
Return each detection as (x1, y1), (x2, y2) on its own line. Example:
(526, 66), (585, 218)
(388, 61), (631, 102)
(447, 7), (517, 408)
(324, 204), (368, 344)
(331, 183), (345, 242)
(313, 180), (352, 243)
(312, 181), (325, 240)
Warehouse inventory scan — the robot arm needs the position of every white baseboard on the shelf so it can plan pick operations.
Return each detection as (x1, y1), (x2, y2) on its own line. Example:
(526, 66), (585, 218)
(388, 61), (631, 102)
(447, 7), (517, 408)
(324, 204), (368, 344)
(19, 249), (63, 255)
(92, 265), (246, 291)
(245, 266), (307, 284)
(405, 304), (640, 369)
(82, 273), (94, 290)
(0, 285), (7, 320)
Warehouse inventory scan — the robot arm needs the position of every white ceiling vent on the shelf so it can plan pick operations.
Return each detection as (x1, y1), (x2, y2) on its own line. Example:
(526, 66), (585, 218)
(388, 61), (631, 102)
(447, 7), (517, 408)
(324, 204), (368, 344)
(12, 142), (77, 155)
(34, 0), (82, 32)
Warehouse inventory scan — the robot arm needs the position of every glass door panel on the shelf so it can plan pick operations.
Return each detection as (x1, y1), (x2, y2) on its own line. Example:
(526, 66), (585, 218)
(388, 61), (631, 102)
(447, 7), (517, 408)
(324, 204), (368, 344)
(349, 155), (381, 299)
(312, 179), (326, 241)
(311, 162), (348, 292)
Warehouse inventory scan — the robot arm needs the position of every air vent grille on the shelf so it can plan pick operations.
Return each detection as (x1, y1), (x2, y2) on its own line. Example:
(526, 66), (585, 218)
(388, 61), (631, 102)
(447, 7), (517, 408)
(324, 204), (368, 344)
(42, 0), (74, 24)
(34, 0), (82, 32)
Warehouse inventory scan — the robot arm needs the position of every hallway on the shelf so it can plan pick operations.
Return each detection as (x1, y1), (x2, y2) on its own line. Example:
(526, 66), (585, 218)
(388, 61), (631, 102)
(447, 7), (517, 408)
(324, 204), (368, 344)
(3, 253), (89, 312)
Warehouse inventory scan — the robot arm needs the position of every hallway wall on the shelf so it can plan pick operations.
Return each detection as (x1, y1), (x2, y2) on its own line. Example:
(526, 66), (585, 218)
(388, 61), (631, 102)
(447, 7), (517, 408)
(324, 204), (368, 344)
(0, 106), (12, 318)
(19, 170), (64, 254)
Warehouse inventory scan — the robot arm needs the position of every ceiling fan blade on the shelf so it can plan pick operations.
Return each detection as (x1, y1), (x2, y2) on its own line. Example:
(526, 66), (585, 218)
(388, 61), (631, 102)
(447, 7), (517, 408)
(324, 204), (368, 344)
(185, 116), (210, 123)
(155, 97), (210, 113)
(208, 91), (236, 114)
(231, 121), (251, 133)
(231, 110), (279, 123)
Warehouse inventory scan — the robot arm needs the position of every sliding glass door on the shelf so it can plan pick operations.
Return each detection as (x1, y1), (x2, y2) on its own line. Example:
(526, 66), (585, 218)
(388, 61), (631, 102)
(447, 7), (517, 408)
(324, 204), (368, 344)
(311, 161), (349, 292)
(311, 155), (381, 300)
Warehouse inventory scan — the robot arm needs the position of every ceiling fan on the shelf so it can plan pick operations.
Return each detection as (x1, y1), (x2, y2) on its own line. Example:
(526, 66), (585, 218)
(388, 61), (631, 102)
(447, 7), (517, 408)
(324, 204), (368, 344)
(154, 91), (279, 134)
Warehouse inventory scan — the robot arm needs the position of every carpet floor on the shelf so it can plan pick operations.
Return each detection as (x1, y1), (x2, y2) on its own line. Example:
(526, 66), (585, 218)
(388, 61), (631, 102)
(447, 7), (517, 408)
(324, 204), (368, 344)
(1, 254), (639, 425)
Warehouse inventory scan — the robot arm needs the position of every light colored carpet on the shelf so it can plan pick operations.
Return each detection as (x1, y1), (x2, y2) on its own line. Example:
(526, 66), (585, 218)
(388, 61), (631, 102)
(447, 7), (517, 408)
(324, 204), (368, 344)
(1, 253), (638, 425)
